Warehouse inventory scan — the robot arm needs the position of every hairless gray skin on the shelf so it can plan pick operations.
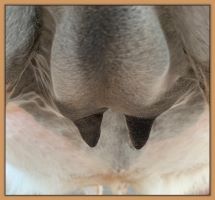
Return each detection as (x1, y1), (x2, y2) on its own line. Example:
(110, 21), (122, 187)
(6, 6), (209, 194)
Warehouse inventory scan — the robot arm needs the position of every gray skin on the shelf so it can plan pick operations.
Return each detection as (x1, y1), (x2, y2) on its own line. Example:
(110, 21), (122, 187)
(6, 6), (209, 148)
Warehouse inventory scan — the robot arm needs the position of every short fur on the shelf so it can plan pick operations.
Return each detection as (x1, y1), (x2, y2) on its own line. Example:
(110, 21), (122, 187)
(6, 6), (209, 194)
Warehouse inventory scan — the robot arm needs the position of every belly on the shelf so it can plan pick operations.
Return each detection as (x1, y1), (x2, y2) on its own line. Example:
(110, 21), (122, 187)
(6, 90), (209, 195)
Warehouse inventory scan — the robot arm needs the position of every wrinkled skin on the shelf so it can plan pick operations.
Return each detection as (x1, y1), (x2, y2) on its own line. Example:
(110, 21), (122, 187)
(6, 6), (209, 194)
